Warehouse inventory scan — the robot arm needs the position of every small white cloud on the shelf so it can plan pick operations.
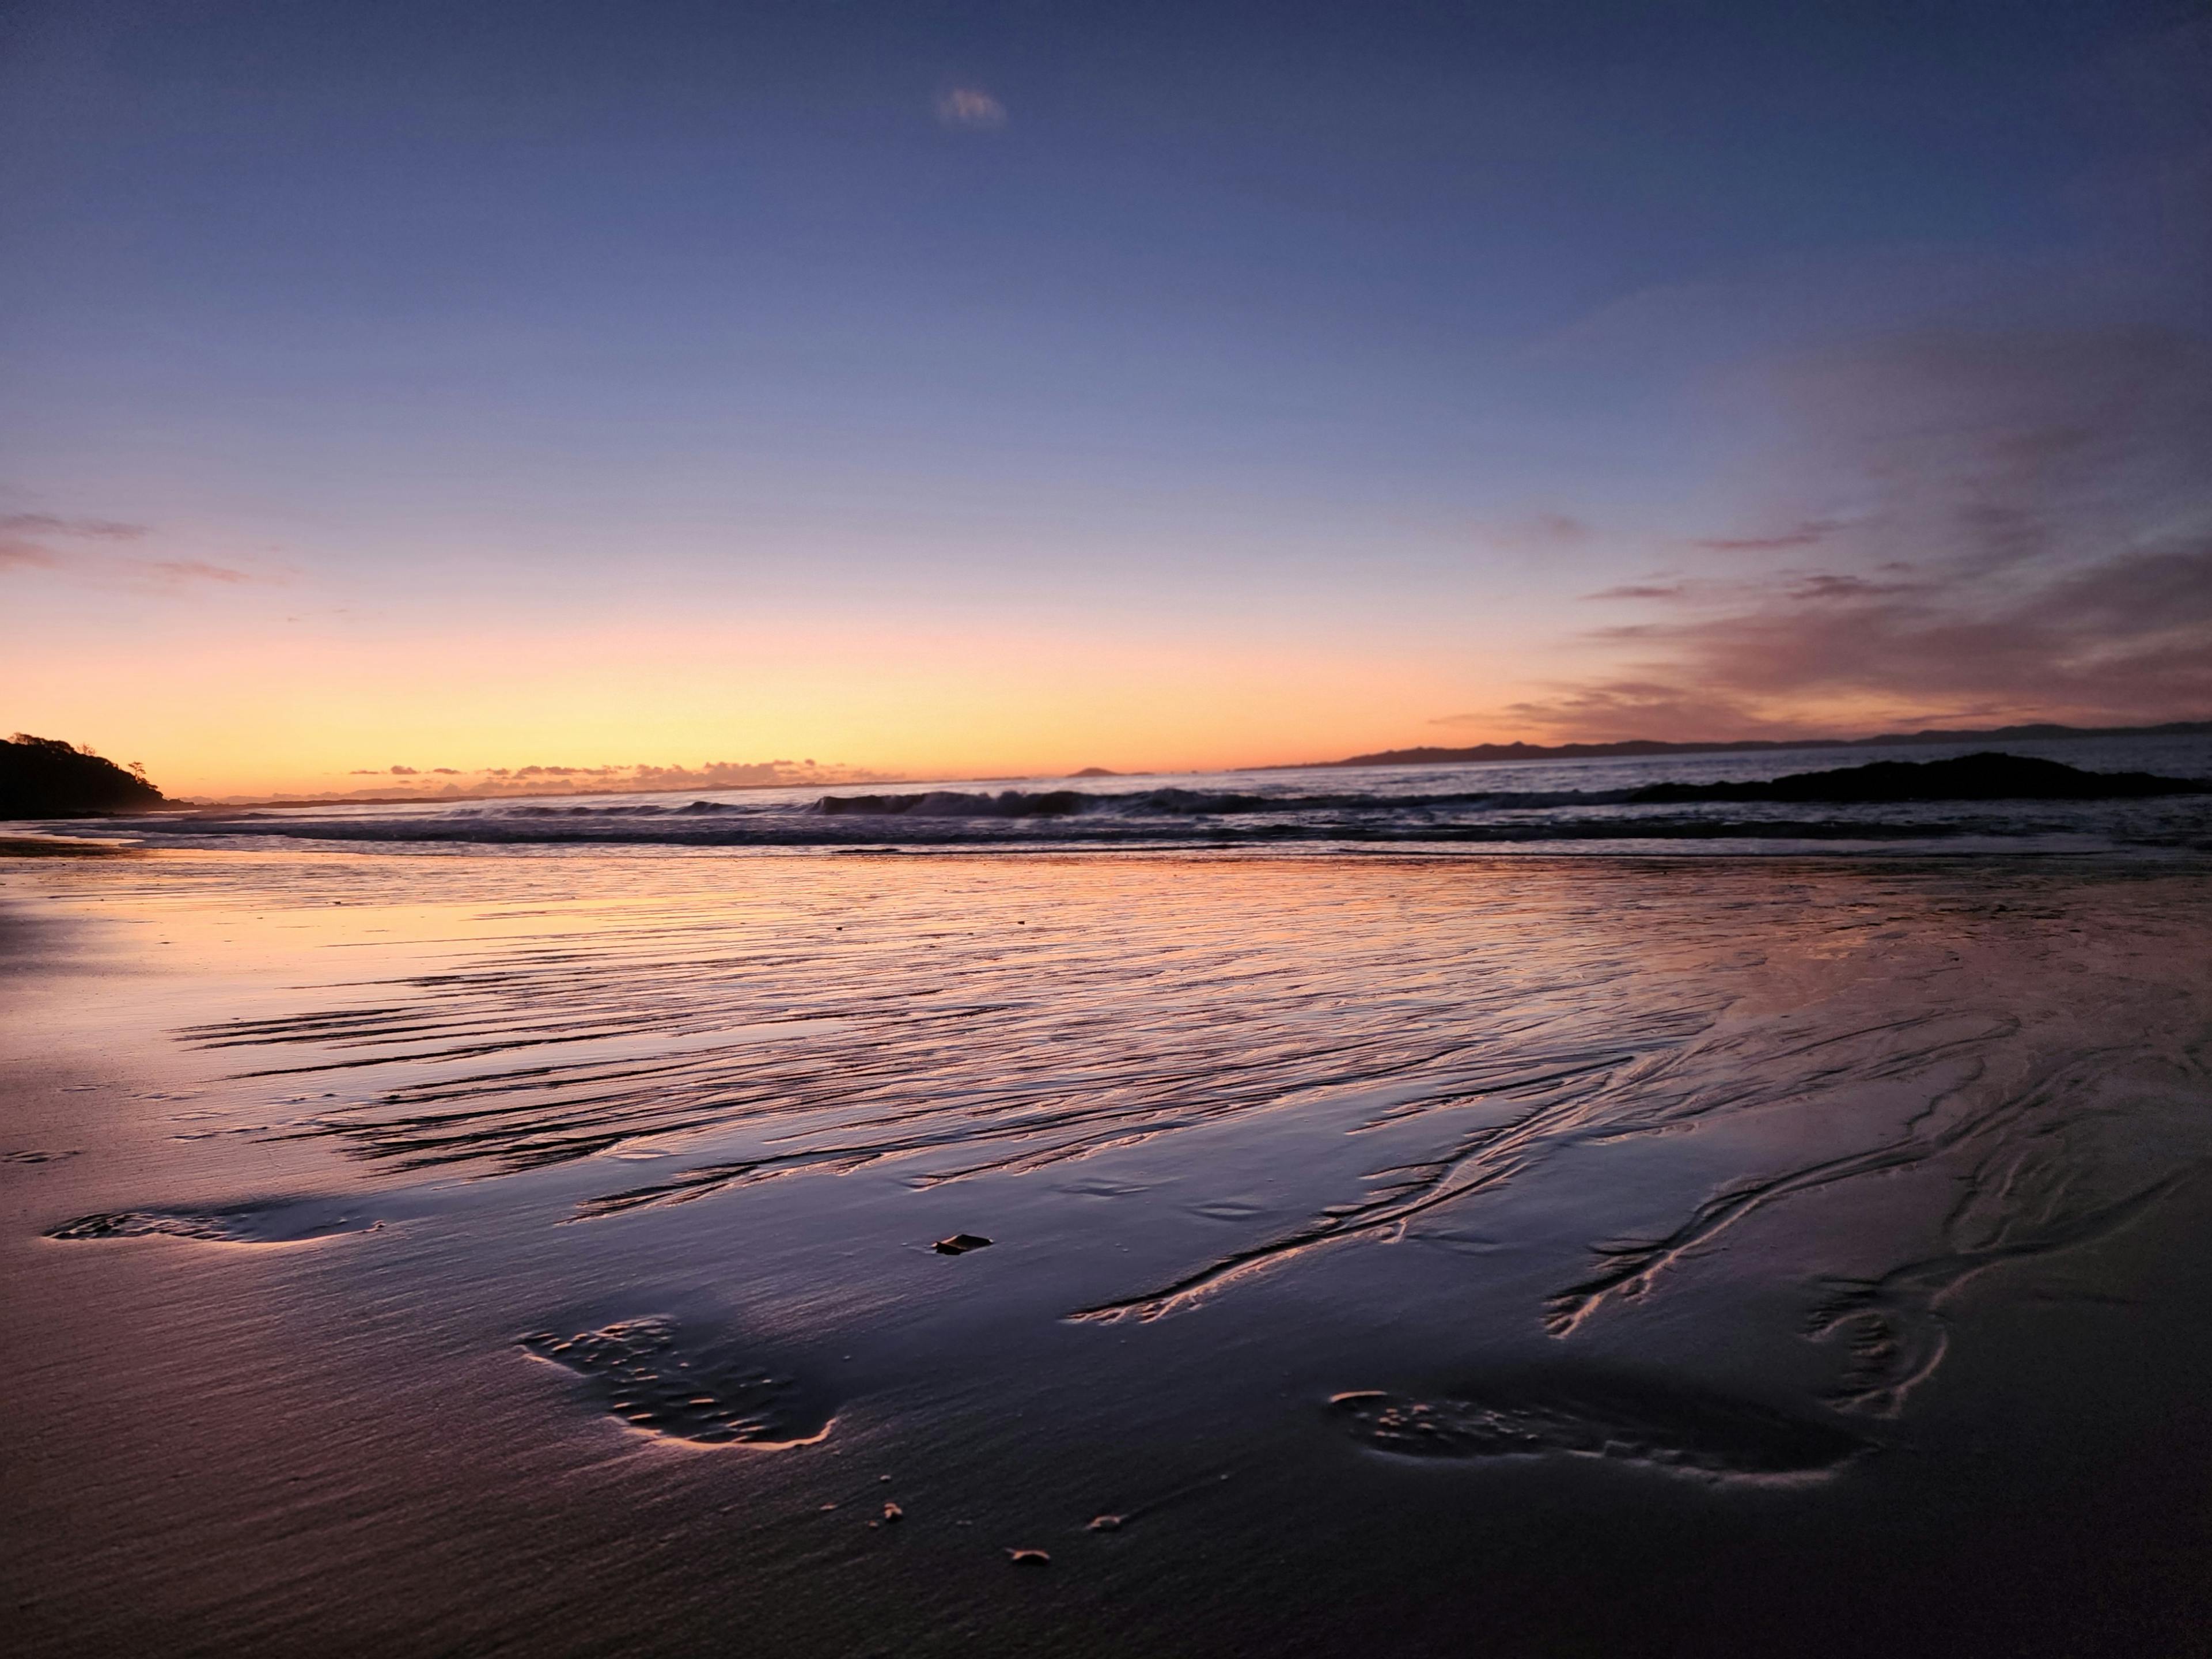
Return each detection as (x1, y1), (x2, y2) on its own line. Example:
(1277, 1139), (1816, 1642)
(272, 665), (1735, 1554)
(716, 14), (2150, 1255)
(936, 87), (1006, 130)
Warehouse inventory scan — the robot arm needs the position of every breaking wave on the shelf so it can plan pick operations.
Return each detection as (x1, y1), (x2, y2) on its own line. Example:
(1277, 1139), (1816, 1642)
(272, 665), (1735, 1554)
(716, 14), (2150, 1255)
(815, 785), (1626, 817)
(24, 734), (2212, 854)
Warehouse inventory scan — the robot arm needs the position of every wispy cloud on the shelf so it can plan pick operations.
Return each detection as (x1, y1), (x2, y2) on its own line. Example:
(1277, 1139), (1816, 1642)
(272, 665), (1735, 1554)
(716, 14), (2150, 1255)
(314, 758), (889, 802)
(0, 537), (59, 571)
(935, 87), (1006, 130)
(1472, 513), (1594, 551)
(1690, 521), (1840, 553)
(1575, 540), (2205, 724)
(0, 513), (146, 541)
(1, 512), (147, 573)
(143, 559), (253, 585)
(1494, 320), (2212, 740)
(0, 509), (267, 589)
(1514, 540), (2212, 742)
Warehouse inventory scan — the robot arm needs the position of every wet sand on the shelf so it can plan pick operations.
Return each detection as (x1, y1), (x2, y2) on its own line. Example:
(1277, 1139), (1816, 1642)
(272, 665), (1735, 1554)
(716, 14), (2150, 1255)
(4, 850), (2211, 1656)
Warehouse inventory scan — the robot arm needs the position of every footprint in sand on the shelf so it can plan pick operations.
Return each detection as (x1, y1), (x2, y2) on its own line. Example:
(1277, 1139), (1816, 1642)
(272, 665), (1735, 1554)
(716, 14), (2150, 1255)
(47, 1201), (380, 1244)
(1329, 1370), (1872, 1480)
(520, 1317), (835, 1448)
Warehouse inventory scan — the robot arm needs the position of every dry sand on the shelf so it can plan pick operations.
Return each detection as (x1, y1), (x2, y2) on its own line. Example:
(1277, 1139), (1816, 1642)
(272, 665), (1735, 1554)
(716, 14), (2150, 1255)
(4, 849), (2210, 1656)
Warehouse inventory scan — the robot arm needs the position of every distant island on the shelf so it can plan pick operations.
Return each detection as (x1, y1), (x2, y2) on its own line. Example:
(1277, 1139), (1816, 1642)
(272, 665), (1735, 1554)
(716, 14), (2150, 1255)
(1308, 719), (2212, 771)
(1067, 766), (1121, 778)
(1627, 752), (2207, 805)
(1, 735), (168, 819)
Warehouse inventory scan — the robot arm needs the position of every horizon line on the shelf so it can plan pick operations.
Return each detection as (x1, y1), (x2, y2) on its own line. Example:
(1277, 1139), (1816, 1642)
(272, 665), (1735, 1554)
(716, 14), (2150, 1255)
(140, 715), (2212, 810)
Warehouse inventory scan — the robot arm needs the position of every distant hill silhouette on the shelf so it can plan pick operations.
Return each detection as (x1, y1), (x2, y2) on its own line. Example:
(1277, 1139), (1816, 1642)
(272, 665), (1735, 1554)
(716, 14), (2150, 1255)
(1, 735), (168, 818)
(1312, 719), (2212, 770)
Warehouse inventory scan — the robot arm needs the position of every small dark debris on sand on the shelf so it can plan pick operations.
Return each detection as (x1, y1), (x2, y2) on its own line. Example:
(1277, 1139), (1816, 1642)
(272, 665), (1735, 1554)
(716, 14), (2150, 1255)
(1007, 1548), (1051, 1566)
(881, 1501), (903, 1523)
(1086, 1514), (1124, 1532)
(933, 1233), (993, 1255)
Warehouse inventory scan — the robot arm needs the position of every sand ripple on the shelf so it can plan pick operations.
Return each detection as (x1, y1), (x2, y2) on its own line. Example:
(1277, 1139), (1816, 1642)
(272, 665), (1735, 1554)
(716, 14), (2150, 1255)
(47, 1202), (379, 1244)
(154, 856), (2212, 1424)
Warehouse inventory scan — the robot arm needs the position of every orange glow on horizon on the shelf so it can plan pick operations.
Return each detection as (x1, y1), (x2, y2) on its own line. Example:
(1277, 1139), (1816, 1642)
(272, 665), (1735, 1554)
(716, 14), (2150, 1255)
(4, 611), (1538, 798)
(9, 575), (2177, 801)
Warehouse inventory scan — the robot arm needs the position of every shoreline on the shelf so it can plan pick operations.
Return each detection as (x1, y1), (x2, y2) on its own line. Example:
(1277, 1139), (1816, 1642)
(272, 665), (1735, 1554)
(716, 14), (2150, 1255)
(5, 847), (2211, 1656)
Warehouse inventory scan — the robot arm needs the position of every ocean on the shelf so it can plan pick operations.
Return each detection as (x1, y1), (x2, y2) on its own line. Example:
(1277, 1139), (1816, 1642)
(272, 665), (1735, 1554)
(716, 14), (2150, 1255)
(45, 729), (2212, 855)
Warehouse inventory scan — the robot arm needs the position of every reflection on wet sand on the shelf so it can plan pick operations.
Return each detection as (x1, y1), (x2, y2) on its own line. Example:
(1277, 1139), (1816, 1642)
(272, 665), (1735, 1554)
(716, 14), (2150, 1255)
(165, 855), (2212, 1425)
(8, 850), (2211, 1656)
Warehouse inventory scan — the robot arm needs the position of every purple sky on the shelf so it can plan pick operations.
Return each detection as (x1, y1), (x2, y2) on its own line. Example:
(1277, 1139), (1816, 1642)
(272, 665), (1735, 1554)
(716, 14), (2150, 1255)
(3, 1), (2207, 793)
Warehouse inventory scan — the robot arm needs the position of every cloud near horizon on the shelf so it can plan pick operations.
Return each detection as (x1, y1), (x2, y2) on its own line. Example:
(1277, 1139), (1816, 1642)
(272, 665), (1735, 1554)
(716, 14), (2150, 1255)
(308, 757), (887, 802)
(1689, 521), (1840, 554)
(1, 513), (146, 541)
(145, 559), (255, 585)
(1, 513), (145, 572)
(1483, 320), (2212, 743)
(0, 513), (262, 588)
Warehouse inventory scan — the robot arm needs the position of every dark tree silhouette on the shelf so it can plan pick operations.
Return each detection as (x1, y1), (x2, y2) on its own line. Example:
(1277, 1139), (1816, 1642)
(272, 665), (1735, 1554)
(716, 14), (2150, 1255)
(1, 734), (168, 817)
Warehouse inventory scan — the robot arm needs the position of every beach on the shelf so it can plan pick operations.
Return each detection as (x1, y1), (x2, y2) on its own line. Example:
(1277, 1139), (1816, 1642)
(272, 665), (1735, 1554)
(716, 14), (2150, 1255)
(13, 0), (2209, 1645)
(5, 834), (2211, 1656)
(13, 0), (2211, 1647)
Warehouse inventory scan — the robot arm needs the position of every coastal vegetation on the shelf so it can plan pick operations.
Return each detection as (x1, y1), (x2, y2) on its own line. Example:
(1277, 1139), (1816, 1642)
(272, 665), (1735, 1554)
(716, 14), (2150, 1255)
(1, 735), (167, 819)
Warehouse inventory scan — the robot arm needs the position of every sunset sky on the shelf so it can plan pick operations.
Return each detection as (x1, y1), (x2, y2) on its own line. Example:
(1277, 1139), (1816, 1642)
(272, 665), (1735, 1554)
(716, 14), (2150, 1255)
(4, 0), (2207, 798)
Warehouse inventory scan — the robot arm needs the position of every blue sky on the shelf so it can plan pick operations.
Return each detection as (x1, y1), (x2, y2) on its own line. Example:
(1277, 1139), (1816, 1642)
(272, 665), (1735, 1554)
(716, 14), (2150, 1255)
(3, 0), (2207, 793)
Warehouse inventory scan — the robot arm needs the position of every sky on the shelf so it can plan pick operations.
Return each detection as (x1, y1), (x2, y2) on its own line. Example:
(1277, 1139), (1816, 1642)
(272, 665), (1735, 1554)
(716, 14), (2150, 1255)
(3, 0), (2208, 798)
